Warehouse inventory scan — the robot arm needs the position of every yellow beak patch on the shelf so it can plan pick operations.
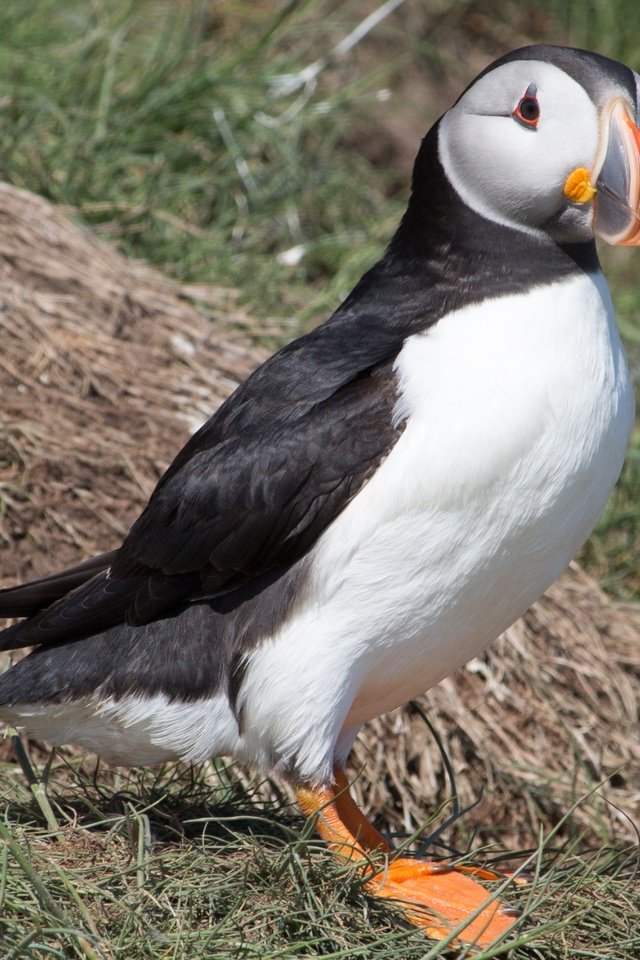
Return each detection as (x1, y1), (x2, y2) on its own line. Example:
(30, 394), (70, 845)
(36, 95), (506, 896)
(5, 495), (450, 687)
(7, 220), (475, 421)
(563, 167), (597, 203)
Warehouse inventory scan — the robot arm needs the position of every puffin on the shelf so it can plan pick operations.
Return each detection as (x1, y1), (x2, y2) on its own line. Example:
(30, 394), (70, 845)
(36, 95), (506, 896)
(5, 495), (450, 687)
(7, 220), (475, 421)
(0, 45), (638, 947)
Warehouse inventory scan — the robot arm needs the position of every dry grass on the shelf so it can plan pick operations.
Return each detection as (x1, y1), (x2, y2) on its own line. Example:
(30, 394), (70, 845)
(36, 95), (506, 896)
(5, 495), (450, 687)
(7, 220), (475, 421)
(0, 181), (266, 580)
(2, 754), (638, 959)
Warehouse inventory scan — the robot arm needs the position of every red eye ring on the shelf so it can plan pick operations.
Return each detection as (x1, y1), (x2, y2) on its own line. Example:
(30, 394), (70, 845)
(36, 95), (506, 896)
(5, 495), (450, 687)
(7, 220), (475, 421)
(514, 88), (540, 128)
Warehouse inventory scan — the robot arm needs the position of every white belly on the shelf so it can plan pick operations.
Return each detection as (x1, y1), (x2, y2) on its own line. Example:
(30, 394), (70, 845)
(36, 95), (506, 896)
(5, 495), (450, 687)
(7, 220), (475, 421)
(240, 272), (634, 782)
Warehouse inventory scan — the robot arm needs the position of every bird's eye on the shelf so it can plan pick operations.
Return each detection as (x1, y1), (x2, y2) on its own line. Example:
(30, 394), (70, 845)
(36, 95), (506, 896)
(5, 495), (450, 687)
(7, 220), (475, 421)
(513, 85), (540, 129)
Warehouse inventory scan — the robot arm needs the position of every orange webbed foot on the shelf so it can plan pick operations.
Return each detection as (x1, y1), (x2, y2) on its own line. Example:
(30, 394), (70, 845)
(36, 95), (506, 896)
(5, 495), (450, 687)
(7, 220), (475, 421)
(297, 768), (521, 949)
(370, 855), (520, 945)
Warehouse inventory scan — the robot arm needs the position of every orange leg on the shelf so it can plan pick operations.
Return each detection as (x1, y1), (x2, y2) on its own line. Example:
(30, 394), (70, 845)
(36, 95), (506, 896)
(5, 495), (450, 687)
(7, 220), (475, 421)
(297, 767), (520, 949)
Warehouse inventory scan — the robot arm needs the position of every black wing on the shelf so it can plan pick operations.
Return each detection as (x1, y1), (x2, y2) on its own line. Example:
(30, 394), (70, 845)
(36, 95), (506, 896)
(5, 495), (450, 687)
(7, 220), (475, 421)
(0, 251), (437, 652)
(0, 357), (403, 650)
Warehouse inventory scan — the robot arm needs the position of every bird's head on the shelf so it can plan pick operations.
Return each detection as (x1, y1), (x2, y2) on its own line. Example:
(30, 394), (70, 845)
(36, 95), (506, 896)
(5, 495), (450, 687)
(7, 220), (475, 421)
(437, 45), (640, 247)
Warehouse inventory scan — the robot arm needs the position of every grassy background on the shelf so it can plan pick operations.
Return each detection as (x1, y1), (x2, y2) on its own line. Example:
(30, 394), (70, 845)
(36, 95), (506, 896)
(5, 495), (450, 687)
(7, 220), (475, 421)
(2, 753), (639, 959)
(0, 1), (639, 957)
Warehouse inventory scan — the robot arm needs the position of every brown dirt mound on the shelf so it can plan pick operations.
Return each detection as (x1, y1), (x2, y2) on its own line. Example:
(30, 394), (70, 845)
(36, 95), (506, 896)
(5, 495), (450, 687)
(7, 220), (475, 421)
(0, 182), (263, 579)
(0, 183), (638, 850)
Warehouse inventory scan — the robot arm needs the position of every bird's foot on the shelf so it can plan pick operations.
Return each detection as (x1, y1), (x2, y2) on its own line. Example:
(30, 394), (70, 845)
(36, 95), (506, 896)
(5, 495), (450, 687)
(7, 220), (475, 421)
(368, 855), (521, 945)
(297, 768), (521, 949)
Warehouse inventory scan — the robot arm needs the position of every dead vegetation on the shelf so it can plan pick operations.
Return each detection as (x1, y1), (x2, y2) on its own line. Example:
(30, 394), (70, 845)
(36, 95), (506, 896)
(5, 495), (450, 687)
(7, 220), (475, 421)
(0, 181), (638, 856)
(0, 181), (264, 579)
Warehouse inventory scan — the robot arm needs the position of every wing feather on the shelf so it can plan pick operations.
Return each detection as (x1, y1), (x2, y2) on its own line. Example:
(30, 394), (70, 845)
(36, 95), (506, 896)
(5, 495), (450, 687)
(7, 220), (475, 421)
(0, 252), (436, 652)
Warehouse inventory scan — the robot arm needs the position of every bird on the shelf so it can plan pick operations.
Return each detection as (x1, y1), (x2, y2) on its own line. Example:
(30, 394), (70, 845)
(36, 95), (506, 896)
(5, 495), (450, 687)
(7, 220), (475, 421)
(0, 43), (638, 947)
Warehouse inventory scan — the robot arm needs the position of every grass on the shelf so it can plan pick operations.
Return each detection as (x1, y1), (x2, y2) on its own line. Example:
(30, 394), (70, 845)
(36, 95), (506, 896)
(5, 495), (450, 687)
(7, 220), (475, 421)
(0, 0), (405, 327)
(0, 1), (639, 957)
(1, 754), (639, 959)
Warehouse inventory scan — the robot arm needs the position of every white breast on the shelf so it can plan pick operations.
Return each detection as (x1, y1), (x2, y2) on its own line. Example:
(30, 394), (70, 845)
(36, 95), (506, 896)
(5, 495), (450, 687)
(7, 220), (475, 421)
(241, 271), (634, 783)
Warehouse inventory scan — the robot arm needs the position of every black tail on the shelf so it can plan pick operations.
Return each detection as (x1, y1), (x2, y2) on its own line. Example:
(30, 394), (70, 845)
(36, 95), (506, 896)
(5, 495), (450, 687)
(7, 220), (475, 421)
(0, 568), (142, 651)
(0, 550), (117, 618)
(0, 555), (198, 652)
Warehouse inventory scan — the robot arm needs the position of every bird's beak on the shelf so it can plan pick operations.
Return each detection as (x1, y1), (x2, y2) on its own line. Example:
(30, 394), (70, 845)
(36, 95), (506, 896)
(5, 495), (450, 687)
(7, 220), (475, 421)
(590, 97), (640, 245)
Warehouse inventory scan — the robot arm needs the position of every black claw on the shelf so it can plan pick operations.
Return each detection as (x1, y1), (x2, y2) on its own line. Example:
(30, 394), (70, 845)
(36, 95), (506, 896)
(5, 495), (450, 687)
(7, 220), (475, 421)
(499, 906), (524, 918)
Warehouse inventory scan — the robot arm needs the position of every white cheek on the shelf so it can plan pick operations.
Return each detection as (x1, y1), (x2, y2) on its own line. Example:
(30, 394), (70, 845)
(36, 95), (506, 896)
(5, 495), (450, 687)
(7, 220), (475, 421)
(439, 65), (599, 233)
